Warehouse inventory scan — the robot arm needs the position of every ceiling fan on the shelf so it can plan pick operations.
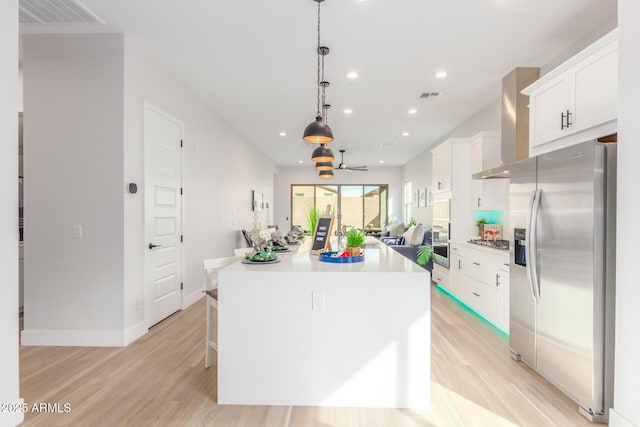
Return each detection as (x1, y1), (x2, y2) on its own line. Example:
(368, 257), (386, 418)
(335, 149), (368, 172)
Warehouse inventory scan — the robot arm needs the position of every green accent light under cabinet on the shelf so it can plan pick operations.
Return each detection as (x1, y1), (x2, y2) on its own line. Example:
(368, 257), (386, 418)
(472, 210), (504, 225)
(434, 284), (509, 343)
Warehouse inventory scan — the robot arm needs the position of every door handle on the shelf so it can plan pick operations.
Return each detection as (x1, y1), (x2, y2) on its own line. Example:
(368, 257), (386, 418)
(148, 243), (162, 249)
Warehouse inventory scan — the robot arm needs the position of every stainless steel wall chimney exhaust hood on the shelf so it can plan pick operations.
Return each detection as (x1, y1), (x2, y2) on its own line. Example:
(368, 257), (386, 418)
(473, 67), (540, 179)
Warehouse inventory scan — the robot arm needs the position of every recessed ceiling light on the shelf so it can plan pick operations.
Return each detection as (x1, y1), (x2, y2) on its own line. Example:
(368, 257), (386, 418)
(379, 160), (384, 164)
(402, 132), (410, 136)
(408, 108), (417, 115)
(346, 71), (359, 79)
(435, 71), (448, 79)
(298, 160), (304, 164)
(280, 131), (287, 136)
(343, 108), (353, 115)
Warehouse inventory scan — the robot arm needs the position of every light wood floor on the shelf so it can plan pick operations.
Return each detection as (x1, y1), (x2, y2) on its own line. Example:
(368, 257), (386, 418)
(19, 284), (598, 426)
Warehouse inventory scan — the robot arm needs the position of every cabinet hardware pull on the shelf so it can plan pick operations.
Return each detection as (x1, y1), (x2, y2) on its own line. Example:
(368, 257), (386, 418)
(473, 262), (480, 266)
(566, 109), (572, 127)
(473, 292), (480, 297)
(503, 262), (509, 266)
(437, 181), (442, 190)
(496, 273), (500, 286)
(477, 197), (481, 208)
(458, 259), (462, 269)
(561, 111), (566, 130)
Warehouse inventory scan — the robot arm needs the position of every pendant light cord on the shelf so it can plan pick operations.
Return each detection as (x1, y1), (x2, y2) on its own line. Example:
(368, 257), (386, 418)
(316, 0), (321, 117)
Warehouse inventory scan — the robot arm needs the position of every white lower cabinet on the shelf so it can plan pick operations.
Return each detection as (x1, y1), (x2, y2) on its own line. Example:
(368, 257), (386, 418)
(446, 242), (509, 333)
(450, 253), (463, 296)
(432, 263), (450, 291)
(497, 265), (510, 332)
(463, 276), (499, 326)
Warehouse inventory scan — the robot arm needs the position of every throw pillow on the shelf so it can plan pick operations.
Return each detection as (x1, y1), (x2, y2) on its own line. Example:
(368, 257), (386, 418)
(402, 225), (416, 246)
(408, 223), (424, 246)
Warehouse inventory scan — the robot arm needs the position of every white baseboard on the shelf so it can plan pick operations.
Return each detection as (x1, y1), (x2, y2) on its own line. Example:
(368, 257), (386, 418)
(0, 398), (24, 426)
(123, 321), (148, 346)
(183, 286), (205, 309)
(610, 409), (639, 427)
(22, 328), (125, 347)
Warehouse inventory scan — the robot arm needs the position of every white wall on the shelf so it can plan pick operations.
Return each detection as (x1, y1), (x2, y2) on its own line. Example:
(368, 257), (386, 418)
(612, 2), (640, 426)
(22, 34), (126, 345)
(274, 166), (402, 231)
(0, 1), (22, 425)
(20, 33), (276, 346)
(123, 37), (277, 324)
(402, 99), (501, 227)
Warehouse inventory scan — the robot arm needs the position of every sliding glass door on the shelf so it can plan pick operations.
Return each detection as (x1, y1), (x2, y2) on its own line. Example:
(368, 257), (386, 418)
(291, 184), (388, 232)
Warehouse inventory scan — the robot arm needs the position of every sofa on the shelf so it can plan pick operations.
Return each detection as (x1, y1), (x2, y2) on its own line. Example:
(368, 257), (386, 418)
(379, 227), (433, 272)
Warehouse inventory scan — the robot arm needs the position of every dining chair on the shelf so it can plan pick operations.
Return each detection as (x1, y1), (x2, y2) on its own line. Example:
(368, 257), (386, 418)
(203, 256), (241, 368)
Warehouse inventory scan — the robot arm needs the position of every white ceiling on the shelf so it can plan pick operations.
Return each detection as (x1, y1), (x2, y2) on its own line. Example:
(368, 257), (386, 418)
(20, 0), (617, 168)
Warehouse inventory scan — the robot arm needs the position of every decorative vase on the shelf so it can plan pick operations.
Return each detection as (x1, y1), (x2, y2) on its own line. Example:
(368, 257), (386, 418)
(347, 246), (361, 257)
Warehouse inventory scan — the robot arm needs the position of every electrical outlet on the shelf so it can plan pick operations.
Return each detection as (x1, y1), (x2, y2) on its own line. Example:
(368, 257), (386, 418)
(312, 291), (325, 311)
(73, 225), (83, 238)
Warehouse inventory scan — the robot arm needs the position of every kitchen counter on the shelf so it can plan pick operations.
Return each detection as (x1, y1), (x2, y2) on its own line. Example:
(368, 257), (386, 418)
(217, 238), (430, 408)
(451, 240), (510, 257)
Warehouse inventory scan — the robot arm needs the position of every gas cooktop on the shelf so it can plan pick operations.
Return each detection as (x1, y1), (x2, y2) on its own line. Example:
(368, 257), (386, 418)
(467, 239), (510, 251)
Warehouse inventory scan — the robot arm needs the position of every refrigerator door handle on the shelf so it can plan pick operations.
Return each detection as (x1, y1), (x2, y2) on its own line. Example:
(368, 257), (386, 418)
(524, 190), (538, 303)
(530, 189), (542, 302)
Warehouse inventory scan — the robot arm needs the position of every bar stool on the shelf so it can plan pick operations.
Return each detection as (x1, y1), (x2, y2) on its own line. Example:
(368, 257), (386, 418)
(203, 256), (240, 368)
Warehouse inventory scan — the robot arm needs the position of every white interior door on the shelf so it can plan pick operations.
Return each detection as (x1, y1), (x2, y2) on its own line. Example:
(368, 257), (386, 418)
(144, 103), (183, 327)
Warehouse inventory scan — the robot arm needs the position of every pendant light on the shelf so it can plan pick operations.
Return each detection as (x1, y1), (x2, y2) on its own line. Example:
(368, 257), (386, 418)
(319, 170), (334, 179)
(311, 144), (334, 162)
(303, 0), (333, 144)
(315, 161), (333, 171)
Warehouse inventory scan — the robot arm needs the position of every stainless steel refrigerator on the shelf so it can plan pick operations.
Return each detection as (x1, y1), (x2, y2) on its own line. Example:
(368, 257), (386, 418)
(509, 140), (616, 423)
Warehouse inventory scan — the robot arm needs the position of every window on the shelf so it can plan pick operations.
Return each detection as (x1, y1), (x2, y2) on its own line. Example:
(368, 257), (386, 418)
(291, 184), (388, 232)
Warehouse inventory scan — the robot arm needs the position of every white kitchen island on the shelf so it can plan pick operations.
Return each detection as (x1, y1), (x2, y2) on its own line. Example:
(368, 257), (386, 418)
(217, 239), (431, 408)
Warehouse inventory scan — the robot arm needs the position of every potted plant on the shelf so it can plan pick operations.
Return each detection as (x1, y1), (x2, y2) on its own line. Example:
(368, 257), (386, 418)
(345, 228), (366, 256)
(307, 207), (321, 235)
(416, 245), (434, 266)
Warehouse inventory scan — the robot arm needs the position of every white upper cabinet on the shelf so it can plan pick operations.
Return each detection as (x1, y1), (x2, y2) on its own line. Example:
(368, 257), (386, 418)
(524, 29), (617, 157)
(469, 132), (508, 211)
(431, 141), (452, 198)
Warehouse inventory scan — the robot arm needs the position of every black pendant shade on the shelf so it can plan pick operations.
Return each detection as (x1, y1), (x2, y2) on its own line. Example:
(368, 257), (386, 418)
(303, 116), (334, 143)
(314, 161), (333, 171)
(311, 144), (334, 162)
(319, 170), (334, 179)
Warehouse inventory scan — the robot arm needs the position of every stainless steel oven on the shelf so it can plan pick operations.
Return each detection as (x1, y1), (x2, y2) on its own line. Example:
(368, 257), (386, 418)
(432, 199), (450, 268)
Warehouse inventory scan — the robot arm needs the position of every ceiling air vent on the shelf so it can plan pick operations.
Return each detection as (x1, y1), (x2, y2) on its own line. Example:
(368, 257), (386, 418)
(420, 92), (441, 99)
(19, 0), (104, 24)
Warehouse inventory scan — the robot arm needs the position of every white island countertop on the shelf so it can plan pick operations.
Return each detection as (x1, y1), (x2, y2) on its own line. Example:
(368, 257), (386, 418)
(217, 237), (431, 409)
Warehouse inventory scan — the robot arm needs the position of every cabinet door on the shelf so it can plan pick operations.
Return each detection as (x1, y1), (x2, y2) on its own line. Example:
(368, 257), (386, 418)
(463, 276), (499, 325)
(570, 40), (618, 134)
(497, 268), (510, 332)
(432, 263), (450, 291)
(450, 253), (463, 297)
(529, 75), (570, 150)
(432, 143), (451, 194)
(470, 139), (484, 174)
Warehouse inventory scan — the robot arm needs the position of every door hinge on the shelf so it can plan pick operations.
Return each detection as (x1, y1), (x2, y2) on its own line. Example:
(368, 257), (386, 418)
(180, 282), (183, 290)
(180, 140), (183, 147)
(180, 235), (183, 243)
